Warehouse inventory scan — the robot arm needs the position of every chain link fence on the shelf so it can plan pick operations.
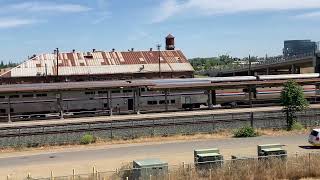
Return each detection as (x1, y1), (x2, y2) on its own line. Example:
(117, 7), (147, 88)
(0, 108), (320, 148)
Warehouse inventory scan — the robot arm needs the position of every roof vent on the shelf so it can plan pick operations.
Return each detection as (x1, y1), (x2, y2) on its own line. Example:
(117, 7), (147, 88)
(131, 48), (134, 52)
(112, 48), (115, 52)
(92, 49), (96, 52)
(150, 48), (153, 51)
(72, 49), (76, 53)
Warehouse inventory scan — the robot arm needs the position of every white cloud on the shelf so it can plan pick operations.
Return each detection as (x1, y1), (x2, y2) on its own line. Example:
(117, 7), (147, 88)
(152, 0), (320, 23)
(0, 18), (38, 28)
(92, 12), (111, 24)
(5, 2), (91, 13)
(128, 31), (149, 41)
(92, 0), (111, 24)
(295, 11), (320, 18)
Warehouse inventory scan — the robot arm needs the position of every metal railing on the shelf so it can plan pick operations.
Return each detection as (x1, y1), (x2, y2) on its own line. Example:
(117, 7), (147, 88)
(203, 52), (316, 75)
(0, 108), (320, 148)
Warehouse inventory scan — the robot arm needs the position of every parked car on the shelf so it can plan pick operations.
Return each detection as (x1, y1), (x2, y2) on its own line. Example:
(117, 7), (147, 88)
(308, 129), (320, 145)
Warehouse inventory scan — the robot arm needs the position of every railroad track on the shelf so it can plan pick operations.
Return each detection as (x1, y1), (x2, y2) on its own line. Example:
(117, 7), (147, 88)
(0, 109), (319, 138)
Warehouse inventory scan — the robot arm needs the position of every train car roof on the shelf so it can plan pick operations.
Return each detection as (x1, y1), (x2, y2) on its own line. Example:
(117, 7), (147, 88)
(0, 73), (320, 93)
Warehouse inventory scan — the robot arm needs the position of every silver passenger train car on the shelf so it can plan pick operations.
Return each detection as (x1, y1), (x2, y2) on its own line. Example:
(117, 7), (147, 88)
(0, 73), (318, 119)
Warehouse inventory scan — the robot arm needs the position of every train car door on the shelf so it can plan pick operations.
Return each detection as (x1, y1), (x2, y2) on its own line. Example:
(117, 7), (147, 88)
(185, 96), (191, 104)
(128, 99), (134, 111)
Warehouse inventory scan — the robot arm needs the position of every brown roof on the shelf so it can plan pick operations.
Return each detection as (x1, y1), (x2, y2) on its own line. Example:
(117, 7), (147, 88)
(1, 50), (193, 78)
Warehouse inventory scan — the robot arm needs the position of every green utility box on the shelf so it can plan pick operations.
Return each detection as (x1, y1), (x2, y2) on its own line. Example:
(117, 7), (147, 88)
(194, 148), (224, 169)
(257, 144), (287, 160)
(133, 159), (168, 180)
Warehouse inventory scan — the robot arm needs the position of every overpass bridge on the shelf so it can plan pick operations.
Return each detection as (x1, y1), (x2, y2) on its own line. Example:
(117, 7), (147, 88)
(213, 52), (320, 77)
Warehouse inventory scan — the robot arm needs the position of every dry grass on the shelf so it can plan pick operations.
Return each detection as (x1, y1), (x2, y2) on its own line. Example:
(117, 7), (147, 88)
(106, 153), (320, 180)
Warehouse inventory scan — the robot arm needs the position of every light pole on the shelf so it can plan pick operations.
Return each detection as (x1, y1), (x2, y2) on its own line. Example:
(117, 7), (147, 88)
(55, 48), (59, 77)
(157, 44), (161, 78)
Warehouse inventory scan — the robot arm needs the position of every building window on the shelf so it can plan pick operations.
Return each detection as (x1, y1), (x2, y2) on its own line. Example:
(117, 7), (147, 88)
(85, 91), (95, 95)
(0, 109), (5, 113)
(9, 95), (19, 98)
(171, 100), (176, 104)
(22, 94), (34, 98)
(36, 93), (47, 97)
(0, 96), (5, 99)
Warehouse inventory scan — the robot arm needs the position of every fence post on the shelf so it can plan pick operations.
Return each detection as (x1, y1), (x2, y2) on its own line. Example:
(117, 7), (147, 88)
(152, 119), (155, 137)
(168, 172), (171, 180)
(50, 171), (54, 180)
(309, 153), (311, 175)
(126, 177), (129, 180)
(250, 112), (254, 128)
(209, 169), (212, 180)
(150, 174), (152, 180)
(131, 119), (134, 139)
(7, 175), (9, 180)
(27, 173), (31, 180)
(110, 121), (113, 139)
(212, 115), (215, 132)
(72, 169), (75, 180)
(92, 166), (96, 179)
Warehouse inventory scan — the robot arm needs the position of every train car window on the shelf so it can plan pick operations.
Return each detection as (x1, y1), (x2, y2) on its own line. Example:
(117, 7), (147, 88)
(104, 103), (108, 108)
(112, 90), (121, 94)
(147, 101), (158, 105)
(159, 100), (169, 104)
(98, 91), (108, 94)
(22, 94), (34, 98)
(0, 109), (5, 113)
(0, 96), (5, 99)
(85, 91), (95, 95)
(10, 108), (13, 113)
(9, 95), (19, 98)
(36, 93), (47, 97)
(141, 88), (146, 92)
(171, 100), (176, 104)
(123, 89), (133, 93)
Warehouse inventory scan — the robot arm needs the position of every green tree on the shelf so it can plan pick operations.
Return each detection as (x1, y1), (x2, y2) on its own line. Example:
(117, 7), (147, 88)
(280, 80), (309, 130)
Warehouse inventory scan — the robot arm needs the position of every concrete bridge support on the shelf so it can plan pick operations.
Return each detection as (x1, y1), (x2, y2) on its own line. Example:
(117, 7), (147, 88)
(313, 55), (320, 73)
(290, 64), (300, 74)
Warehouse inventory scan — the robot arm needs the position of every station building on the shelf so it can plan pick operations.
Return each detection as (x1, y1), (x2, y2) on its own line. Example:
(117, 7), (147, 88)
(0, 34), (194, 84)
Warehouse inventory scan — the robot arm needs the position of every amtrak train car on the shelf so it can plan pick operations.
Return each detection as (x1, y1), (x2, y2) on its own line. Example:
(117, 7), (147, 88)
(0, 73), (318, 119)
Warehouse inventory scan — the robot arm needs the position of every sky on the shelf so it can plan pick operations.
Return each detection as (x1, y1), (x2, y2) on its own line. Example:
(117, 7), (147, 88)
(0, 0), (320, 63)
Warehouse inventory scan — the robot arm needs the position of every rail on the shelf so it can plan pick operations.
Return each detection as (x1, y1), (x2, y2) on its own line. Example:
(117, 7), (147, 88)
(0, 105), (318, 149)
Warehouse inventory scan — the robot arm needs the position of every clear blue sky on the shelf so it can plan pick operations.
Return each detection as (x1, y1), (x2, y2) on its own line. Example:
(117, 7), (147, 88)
(1, 0), (320, 63)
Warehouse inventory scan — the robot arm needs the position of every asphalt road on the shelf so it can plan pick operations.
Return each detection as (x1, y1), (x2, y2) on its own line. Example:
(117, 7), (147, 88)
(1, 134), (319, 179)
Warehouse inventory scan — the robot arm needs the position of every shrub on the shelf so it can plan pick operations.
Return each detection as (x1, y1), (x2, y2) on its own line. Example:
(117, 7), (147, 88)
(291, 122), (304, 131)
(80, 134), (96, 145)
(233, 126), (258, 138)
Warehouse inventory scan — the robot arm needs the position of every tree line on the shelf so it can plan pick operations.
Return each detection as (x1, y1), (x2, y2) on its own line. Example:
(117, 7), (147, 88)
(189, 55), (282, 72)
(0, 61), (18, 69)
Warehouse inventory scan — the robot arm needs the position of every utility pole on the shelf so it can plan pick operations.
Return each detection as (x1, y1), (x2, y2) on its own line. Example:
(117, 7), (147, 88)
(157, 44), (161, 78)
(248, 54), (251, 76)
(56, 48), (59, 77)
